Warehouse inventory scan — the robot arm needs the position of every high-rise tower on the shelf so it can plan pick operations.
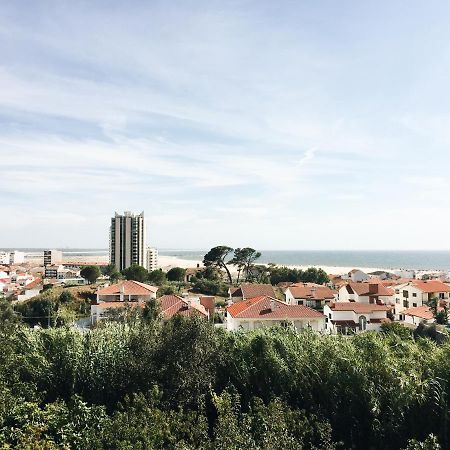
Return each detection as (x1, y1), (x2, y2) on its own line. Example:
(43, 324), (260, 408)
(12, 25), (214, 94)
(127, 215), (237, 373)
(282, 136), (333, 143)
(109, 211), (146, 271)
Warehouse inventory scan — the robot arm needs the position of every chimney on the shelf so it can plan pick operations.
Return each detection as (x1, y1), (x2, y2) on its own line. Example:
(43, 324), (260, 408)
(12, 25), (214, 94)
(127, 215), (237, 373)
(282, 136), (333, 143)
(369, 283), (378, 294)
(270, 297), (277, 311)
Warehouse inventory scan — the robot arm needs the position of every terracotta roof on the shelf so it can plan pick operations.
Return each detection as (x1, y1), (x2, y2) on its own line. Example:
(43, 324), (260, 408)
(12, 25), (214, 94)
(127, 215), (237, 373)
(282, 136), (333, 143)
(227, 296), (324, 320)
(231, 283), (276, 299)
(287, 283), (335, 300)
(403, 306), (435, 320)
(345, 282), (394, 297)
(96, 280), (158, 296)
(24, 278), (42, 290)
(158, 295), (208, 319)
(411, 280), (450, 293)
(330, 302), (390, 313)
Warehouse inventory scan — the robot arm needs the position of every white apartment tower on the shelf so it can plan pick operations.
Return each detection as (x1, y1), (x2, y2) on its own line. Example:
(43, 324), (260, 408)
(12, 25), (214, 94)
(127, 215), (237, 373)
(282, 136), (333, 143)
(110, 211), (146, 271)
(44, 249), (63, 266)
(146, 247), (158, 271)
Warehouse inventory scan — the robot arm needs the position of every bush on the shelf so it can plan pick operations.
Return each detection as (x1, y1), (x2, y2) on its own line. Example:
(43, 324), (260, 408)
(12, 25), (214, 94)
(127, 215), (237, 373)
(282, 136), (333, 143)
(191, 279), (228, 296)
(166, 267), (186, 282)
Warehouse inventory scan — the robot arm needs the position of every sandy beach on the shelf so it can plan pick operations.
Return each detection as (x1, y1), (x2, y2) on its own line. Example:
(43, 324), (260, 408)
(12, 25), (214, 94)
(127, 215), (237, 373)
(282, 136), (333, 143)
(20, 253), (436, 278)
(157, 255), (388, 276)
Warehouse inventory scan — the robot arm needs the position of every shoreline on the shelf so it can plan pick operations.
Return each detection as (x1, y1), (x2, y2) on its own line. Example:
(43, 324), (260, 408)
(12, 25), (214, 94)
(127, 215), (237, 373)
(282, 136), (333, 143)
(20, 254), (446, 277)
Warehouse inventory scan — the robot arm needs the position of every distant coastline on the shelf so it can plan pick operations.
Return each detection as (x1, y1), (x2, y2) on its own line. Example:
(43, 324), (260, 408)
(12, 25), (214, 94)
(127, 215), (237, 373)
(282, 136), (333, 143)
(3, 248), (450, 273)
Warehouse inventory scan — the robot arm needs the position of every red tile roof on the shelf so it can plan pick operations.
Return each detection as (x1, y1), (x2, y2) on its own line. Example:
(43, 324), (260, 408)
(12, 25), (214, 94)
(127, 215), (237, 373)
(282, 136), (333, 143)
(227, 296), (324, 320)
(330, 302), (390, 313)
(231, 283), (276, 299)
(287, 283), (335, 300)
(96, 280), (158, 296)
(411, 280), (450, 293)
(346, 282), (394, 297)
(24, 278), (42, 290)
(403, 305), (435, 320)
(158, 295), (208, 319)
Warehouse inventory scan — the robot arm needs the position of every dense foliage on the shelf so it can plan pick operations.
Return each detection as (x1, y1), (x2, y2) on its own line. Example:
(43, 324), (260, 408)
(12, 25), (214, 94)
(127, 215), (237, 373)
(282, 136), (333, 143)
(80, 265), (101, 284)
(269, 266), (330, 285)
(0, 312), (448, 449)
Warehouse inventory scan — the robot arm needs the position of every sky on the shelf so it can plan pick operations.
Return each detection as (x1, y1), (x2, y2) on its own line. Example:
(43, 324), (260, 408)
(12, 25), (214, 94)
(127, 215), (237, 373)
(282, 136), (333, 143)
(1, 0), (450, 250)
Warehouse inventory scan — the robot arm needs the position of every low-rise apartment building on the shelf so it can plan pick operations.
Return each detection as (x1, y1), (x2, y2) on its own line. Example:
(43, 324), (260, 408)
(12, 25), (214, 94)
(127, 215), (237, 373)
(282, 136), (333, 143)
(324, 302), (391, 334)
(393, 280), (450, 314)
(338, 282), (395, 305)
(226, 296), (326, 332)
(284, 283), (336, 309)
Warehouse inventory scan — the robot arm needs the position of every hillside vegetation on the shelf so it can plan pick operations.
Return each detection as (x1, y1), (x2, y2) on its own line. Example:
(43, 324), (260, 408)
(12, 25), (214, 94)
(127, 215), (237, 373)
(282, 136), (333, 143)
(0, 314), (448, 449)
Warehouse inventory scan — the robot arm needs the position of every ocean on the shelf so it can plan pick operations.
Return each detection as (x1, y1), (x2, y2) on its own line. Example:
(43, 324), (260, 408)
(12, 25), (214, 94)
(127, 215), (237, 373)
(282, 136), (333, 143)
(158, 250), (450, 271)
(3, 248), (450, 271)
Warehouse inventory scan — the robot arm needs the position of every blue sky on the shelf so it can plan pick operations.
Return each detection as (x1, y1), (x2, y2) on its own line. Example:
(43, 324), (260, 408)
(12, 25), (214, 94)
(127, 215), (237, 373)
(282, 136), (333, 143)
(1, 1), (450, 250)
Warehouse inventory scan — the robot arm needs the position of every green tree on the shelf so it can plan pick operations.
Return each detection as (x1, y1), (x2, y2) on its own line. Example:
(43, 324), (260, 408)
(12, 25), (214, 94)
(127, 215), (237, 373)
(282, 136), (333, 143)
(230, 248), (262, 282)
(0, 299), (20, 329)
(203, 246), (233, 284)
(80, 266), (101, 284)
(104, 263), (121, 283)
(148, 269), (166, 286)
(166, 267), (186, 282)
(59, 290), (74, 304)
(428, 296), (449, 325)
(121, 264), (148, 283)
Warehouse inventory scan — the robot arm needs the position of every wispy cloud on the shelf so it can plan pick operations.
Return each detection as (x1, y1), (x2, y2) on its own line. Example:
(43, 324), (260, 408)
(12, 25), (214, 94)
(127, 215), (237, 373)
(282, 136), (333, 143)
(0, 1), (449, 249)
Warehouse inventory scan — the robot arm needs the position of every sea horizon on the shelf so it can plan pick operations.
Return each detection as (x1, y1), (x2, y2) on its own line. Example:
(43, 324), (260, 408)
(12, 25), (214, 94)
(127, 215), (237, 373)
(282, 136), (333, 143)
(4, 248), (450, 271)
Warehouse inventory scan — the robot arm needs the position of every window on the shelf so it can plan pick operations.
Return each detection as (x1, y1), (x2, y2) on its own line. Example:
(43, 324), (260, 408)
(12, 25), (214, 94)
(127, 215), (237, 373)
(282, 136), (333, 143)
(403, 300), (408, 308)
(439, 293), (445, 299)
(413, 303), (417, 307)
(403, 290), (409, 298)
(298, 300), (304, 305)
(412, 293), (417, 297)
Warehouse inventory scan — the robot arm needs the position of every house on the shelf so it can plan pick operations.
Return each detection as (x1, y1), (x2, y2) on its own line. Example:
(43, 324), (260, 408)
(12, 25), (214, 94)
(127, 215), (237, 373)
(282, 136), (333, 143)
(16, 278), (43, 302)
(393, 280), (450, 314)
(228, 283), (277, 302)
(91, 301), (146, 323)
(338, 282), (395, 305)
(399, 306), (436, 326)
(324, 302), (391, 334)
(343, 269), (369, 283)
(285, 283), (336, 309)
(158, 295), (210, 320)
(367, 271), (396, 281)
(91, 280), (159, 323)
(226, 296), (326, 331)
(96, 280), (158, 302)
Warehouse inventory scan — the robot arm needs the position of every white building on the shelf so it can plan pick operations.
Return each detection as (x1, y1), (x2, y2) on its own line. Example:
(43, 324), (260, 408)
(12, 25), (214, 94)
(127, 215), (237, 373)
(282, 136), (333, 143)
(91, 280), (158, 323)
(226, 295), (326, 332)
(0, 251), (25, 265)
(284, 283), (336, 308)
(338, 282), (395, 305)
(16, 278), (43, 302)
(110, 211), (146, 272)
(343, 269), (369, 283)
(44, 249), (63, 266)
(393, 280), (450, 314)
(146, 247), (158, 271)
(324, 302), (391, 334)
(399, 306), (436, 326)
(393, 269), (416, 279)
